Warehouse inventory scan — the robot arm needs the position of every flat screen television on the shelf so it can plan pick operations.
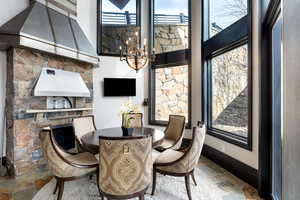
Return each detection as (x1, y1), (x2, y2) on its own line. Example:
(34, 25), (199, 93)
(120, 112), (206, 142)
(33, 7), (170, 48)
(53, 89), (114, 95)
(104, 78), (136, 96)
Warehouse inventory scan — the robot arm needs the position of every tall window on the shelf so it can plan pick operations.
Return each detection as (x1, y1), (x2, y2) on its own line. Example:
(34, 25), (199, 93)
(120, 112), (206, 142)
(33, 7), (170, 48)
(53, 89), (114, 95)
(97, 0), (140, 55)
(149, 0), (191, 127)
(202, 0), (252, 149)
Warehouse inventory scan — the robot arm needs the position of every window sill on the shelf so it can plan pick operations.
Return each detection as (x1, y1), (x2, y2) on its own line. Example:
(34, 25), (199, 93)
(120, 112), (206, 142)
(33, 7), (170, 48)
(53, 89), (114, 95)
(207, 128), (252, 151)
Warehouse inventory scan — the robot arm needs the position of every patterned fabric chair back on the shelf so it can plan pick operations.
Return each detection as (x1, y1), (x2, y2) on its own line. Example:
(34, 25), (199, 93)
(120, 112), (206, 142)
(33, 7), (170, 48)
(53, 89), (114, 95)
(73, 116), (96, 143)
(99, 136), (152, 197)
(122, 113), (143, 128)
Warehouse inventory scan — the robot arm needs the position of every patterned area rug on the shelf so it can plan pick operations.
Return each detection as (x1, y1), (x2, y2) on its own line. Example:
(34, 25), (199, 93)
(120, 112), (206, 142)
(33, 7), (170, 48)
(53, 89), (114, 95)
(33, 158), (260, 200)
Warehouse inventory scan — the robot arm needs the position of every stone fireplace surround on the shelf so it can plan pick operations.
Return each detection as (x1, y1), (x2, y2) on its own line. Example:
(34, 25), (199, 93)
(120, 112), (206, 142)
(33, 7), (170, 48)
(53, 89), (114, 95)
(5, 47), (93, 178)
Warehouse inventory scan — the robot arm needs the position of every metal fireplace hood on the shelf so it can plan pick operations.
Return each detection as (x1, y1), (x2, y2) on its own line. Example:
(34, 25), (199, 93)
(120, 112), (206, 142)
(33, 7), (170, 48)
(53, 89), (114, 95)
(34, 67), (91, 97)
(0, 1), (99, 64)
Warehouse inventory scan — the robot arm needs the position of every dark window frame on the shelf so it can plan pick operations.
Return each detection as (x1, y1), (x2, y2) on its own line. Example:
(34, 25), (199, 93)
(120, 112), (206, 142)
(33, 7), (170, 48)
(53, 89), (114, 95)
(148, 0), (192, 129)
(259, 0), (282, 197)
(97, 0), (141, 56)
(202, 0), (253, 150)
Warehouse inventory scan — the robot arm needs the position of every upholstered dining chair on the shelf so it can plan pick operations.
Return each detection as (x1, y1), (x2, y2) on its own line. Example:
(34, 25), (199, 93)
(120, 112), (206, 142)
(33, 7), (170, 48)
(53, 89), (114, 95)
(72, 116), (98, 154)
(39, 127), (99, 200)
(152, 122), (206, 200)
(97, 135), (152, 200)
(122, 113), (143, 128)
(156, 115), (185, 151)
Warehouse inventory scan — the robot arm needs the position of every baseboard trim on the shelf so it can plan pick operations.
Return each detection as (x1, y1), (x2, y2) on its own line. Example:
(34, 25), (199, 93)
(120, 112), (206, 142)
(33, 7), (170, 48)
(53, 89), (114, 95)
(201, 144), (258, 188)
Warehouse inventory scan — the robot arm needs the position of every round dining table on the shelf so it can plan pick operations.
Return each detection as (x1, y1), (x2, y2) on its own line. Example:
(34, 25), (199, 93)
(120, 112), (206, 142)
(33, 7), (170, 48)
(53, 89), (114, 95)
(81, 127), (165, 153)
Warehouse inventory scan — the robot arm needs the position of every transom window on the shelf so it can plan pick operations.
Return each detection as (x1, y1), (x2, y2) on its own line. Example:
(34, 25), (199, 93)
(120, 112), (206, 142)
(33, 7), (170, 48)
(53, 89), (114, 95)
(208, 0), (248, 38)
(97, 0), (140, 55)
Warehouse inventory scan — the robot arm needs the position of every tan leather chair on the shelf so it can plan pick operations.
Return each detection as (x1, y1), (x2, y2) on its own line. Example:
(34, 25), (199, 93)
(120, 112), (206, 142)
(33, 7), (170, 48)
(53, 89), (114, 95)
(122, 113), (143, 128)
(156, 115), (185, 151)
(152, 122), (206, 200)
(72, 116), (98, 154)
(98, 135), (152, 200)
(40, 127), (98, 200)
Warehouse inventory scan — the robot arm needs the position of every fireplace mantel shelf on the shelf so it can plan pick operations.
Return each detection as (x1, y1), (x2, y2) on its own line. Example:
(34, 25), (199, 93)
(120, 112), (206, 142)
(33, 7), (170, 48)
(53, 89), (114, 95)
(26, 108), (92, 114)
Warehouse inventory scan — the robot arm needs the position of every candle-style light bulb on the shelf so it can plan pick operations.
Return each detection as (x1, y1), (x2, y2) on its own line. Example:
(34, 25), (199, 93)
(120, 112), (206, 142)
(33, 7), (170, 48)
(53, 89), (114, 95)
(135, 31), (138, 36)
(129, 37), (131, 41)
(126, 40), (129, 45)
(143, 38), (147, 46)
(119, 46), (122, 50)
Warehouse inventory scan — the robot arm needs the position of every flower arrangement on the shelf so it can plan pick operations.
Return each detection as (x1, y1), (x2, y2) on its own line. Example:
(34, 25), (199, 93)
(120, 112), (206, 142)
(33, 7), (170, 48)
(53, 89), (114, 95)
(120, 100), (141, 128)
(120, 100), (141, 115)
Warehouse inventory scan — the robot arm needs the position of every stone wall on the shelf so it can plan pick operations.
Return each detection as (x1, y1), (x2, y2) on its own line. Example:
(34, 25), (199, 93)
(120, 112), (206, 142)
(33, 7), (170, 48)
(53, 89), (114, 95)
(101, 25), (140, 55)
(154, 24), (189, 54)
(5, 48), (93, 177)
(155, 66), (189, 122)
(101, 24), (189, 54)
(211, 45), (248, 136)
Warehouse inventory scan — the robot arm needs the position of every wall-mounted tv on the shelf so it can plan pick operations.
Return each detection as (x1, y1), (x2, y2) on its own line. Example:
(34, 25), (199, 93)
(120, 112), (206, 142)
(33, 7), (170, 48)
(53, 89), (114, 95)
(104, 78), (136, 96)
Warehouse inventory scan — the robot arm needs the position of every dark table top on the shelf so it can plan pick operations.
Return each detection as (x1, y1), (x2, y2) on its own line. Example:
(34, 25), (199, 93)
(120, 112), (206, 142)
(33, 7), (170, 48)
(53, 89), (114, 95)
(81, 127), (165, 148)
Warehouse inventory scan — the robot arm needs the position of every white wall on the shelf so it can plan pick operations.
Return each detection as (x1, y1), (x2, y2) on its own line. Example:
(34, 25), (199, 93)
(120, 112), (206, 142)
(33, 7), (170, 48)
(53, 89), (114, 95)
(0, 0), (28, 26)
(77, 0), (146, 129)
(283, 0), (300, 199)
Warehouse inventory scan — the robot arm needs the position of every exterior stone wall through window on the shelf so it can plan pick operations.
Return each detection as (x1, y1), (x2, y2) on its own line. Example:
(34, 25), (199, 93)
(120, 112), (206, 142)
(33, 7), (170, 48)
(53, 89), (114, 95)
(211, 44), (248, 137)
(155, 65), (189, 122)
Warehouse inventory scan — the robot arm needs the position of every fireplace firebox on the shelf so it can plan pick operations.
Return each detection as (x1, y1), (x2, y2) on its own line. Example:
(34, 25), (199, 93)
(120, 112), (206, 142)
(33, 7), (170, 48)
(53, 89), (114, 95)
(52, 124), (76, 151)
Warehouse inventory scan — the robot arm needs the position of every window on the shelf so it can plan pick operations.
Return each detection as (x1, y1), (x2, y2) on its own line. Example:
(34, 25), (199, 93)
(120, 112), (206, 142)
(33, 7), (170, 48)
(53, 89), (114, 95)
(155, 65), (189, 121)
(153, 0), (189, 53)
(97, 0), (140, 55)
(149, 0), (191, 127)
(211, 45), (249, 137)
(203, 0), (252, 149)
(208, 0), (247, 38)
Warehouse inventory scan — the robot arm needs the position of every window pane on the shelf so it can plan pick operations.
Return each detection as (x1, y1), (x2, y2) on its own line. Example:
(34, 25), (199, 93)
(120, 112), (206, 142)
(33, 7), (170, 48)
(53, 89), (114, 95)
(211, 45), (248, 137)
(155, 65), (189, 122)
(154, 0), (189, 54)
(209, 0), (247, 38)
(101, 0), (139, 54)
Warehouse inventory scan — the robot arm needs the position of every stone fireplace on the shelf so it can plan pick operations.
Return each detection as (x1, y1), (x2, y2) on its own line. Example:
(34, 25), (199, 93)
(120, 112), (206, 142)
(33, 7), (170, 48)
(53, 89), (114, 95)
(5, 47), (93, 178)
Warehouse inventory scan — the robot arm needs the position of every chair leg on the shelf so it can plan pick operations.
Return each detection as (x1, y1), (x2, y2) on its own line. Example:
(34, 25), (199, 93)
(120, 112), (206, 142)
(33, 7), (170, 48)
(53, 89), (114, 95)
(185, 175), (192, 200)
(53, 179), (60, 194)
(139, 195), (145, 200)
(151, 168), (157, 195)
(57, 179), (65, 200)
(191, 171), (197, 186)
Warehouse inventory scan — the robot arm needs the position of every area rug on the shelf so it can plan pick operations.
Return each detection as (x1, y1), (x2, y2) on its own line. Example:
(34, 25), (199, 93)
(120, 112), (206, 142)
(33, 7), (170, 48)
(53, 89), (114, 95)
(33, 159), (259, 200)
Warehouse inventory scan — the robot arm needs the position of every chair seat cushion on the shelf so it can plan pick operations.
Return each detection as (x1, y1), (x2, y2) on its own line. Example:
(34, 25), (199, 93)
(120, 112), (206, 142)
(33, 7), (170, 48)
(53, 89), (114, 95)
(152, 149), (161, 163)
(67, 147), (79, 154)
(158, 138), (176, 149)
(66, 152), (98, 166)
(155, 149), (184, 165)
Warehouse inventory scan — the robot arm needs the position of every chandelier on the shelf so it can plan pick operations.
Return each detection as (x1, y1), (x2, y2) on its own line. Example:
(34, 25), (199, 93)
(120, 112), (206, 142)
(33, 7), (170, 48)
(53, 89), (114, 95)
(119, 31), (155, 72)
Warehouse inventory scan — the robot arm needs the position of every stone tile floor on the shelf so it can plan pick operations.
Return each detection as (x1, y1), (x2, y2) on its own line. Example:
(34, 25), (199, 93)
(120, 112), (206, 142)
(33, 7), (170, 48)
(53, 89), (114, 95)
(0, 171), (52, 200)
(0, 157), (261, 200)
